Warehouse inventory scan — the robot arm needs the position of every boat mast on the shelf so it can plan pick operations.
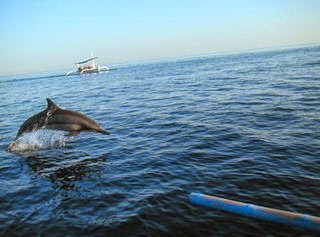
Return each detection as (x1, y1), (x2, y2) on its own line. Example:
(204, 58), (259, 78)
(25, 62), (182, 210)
(91, 52), (96, 69)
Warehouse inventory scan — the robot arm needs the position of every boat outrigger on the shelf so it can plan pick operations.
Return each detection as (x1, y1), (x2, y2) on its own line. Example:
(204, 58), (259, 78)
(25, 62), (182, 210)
(66, 56), (110, 76)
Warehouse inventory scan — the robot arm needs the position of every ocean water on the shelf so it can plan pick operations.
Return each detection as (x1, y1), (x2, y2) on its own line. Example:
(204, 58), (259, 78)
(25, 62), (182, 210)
(0, 45), (319, 236)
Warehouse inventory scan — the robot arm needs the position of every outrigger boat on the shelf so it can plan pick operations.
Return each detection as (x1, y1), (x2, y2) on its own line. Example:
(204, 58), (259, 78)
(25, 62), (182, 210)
(66, 55), (110, 76)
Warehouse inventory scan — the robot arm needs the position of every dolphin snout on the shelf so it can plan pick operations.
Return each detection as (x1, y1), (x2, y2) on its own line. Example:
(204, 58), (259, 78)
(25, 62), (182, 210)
(98, 128), (111, 135)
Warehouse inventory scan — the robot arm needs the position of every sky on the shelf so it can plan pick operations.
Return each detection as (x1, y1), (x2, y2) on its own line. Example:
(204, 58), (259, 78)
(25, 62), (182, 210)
(0, 0), (320, 75)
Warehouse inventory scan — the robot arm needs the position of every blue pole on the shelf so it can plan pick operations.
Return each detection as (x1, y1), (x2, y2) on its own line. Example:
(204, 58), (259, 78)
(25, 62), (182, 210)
(189, 193), (320, 232)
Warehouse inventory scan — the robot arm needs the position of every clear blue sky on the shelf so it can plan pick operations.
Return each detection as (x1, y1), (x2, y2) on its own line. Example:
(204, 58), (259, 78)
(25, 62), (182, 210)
(0, 0), (319, 75)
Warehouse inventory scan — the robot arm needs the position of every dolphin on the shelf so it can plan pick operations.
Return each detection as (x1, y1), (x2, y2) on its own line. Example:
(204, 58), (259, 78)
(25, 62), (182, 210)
(11, 98), (110, 142)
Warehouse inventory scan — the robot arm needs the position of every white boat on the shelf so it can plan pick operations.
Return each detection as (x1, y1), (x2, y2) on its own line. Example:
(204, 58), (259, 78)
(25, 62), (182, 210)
(66, 55), (110, 76)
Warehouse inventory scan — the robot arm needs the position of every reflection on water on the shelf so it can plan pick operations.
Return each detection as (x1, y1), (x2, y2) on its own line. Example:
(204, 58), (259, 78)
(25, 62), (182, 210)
(22, 150), (107, 190)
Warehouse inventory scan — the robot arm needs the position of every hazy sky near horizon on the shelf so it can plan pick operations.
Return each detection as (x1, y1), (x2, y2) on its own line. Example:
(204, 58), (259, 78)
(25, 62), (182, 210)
(0, 0), (319, 75)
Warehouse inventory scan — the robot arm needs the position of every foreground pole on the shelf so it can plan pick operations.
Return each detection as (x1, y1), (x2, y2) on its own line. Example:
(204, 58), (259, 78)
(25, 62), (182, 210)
(189, 193), (320, 231)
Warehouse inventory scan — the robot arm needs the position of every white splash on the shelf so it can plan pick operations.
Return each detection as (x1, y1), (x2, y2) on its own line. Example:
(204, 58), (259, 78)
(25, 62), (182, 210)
(8, 130), (68, 152)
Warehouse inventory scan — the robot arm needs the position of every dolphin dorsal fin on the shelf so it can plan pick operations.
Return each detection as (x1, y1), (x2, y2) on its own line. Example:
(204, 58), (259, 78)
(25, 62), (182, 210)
(46, 98), (60, 110)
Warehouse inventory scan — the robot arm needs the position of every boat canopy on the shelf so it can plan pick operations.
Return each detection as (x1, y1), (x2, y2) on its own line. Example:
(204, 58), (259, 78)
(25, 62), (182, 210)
(76, 57), (98, 64)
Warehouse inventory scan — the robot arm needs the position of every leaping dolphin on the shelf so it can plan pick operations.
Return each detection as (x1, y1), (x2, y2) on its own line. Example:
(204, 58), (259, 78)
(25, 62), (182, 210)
(8, 98), (110, 151)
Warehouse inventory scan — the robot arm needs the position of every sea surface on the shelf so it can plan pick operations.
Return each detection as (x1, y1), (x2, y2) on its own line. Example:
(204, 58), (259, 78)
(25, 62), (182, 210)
(0, 45), (319, 236)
